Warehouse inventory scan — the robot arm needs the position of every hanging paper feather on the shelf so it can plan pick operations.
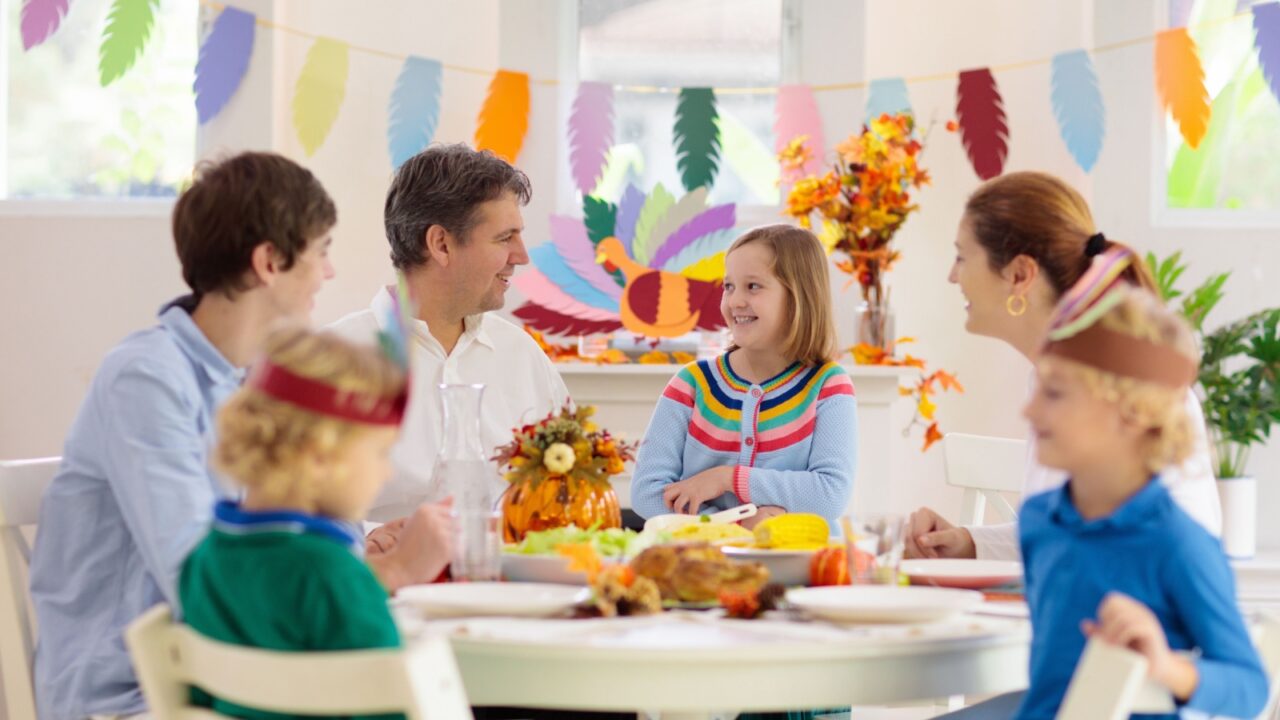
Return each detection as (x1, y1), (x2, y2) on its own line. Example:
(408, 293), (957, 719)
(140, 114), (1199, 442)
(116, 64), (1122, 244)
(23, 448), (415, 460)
(630, 183), (676, 265)
(1169, 0), (1193, 28)
(1253, 3), (1280, 106)
(649, 204), (737, 270)
(292, 37), (350, 157)
(377, 273), (414, 370)
(549, 215), (623, 300)
(614, 184), (645, 253)
(569, 82), (615, 196)
(866, 77), (913, 121)
(194, 6), (255, 124)
(1050, 50), (1105, 172)
(387, 56), (443, 169)
(21, 0), (70, 51)
(475, 69), (530, 164)
(637, 187), (709, 267)
(774, 84), (825, 176)
(99, 0), (158, 86)
(716, 113), (780, 205)
(673, 87), (721, 192)
(1155, 28), (1211, 149)
(955, 68), (1010, 180)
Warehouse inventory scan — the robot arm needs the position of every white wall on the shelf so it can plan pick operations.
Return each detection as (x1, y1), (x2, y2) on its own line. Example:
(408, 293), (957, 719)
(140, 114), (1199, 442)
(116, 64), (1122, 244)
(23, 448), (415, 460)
(3, 0), (1277, 543)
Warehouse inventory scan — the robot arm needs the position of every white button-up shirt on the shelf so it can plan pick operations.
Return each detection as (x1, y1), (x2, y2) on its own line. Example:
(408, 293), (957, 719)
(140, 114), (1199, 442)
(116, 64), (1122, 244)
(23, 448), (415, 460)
(329, 287), (570, 521)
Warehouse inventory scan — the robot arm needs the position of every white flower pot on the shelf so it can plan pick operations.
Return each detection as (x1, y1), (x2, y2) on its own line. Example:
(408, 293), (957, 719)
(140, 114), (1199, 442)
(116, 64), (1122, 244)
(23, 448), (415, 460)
(1217, 476), (1257, 559)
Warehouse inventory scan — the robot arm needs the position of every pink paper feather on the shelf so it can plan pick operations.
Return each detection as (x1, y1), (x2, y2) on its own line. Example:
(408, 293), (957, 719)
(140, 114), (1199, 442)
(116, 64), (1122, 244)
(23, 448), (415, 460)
(513, 269), (621, 322)
(21, 0), (70, 51)
(774, 84), (825, 177)
(569, 82), (615, 196)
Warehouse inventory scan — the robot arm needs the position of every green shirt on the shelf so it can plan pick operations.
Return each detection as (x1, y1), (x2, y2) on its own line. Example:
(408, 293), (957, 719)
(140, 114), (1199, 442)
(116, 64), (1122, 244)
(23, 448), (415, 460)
(178, 501), (402, 720)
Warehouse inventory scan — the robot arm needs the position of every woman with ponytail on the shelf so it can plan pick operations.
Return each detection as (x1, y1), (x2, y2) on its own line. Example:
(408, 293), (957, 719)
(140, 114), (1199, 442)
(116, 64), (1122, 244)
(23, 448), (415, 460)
(904, 171), (1220, 561)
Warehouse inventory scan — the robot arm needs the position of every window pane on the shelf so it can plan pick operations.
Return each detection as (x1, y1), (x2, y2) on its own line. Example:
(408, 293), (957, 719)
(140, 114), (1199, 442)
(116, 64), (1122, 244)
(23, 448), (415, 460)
(1164, 0), (1280, 211)
(579, 0), (782, 206)
(5, 0), (197, 198)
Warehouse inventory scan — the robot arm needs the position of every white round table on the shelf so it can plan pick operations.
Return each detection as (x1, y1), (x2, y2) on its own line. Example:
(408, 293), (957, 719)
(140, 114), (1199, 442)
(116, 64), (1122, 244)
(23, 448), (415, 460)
(408, 611), (1030, 719)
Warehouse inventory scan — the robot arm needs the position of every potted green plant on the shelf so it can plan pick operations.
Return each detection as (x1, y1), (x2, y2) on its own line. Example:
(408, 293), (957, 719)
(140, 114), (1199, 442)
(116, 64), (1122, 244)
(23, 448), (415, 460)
(1148, 252), (1280, 558)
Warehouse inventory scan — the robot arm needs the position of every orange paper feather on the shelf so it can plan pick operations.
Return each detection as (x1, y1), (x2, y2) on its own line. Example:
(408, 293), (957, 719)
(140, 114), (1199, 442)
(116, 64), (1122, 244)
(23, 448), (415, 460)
(474, 69), (530, 163)
(1154, 28), (1210, 149)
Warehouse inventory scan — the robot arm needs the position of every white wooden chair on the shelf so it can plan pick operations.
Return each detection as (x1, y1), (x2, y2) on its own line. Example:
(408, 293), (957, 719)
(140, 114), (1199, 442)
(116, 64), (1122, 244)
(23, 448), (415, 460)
(125, 604), (473, 719)
(0, 457), (60, 720)
(942, 433), (1026, 526)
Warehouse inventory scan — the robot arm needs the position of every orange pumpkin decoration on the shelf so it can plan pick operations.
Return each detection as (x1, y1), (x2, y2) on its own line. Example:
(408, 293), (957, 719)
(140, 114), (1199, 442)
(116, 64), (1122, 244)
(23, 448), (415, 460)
(809, 546), (850, 586)
(500, 474), (621, 543)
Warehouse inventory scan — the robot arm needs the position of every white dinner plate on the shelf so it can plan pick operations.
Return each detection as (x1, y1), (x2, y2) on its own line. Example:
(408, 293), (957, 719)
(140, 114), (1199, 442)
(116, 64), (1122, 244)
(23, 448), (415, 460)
(787, 585), (984, 624)
(501, 553), (589, 585)
(901, 559), (1023, 590)
(720, 546), (817, 587)
(396, 582), (590, 619)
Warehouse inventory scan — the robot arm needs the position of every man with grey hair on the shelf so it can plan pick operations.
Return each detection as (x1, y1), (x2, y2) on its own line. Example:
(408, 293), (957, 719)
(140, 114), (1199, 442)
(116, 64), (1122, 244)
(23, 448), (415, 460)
(330, 143), (569, 523)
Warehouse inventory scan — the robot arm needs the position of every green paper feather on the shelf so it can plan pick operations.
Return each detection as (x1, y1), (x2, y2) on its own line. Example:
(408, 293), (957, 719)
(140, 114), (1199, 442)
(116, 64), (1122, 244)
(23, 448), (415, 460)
(673, 87), (721, 192)
(98, 0), (158, 86)
(582, 195), (623, 286)
(630, 183), (676, 266)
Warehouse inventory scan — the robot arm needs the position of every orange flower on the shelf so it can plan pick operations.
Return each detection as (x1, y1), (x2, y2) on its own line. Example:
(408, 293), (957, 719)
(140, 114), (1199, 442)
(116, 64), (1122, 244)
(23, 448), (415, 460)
(558, 544), (603, 583)
(638, 349), (671, 364)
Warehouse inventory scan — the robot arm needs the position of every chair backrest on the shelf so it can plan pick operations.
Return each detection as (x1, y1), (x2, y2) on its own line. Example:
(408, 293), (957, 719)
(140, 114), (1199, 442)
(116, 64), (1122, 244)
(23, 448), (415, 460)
(1055, 638), (1149, 720)
(942, 433), (1026, 526)
(125, 605), (473, 720)
(0, 457), (60, 720)
(1253, 614), (1280, 720)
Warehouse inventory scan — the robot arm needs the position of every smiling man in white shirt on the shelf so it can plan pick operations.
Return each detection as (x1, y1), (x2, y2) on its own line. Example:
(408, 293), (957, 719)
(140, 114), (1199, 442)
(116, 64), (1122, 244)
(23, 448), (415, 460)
(330, 144), (569, 522)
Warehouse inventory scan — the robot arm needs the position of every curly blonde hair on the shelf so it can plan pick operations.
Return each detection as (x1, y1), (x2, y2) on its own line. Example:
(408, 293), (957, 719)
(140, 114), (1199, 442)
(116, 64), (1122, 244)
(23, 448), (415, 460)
(1040, 288), (1199, 475)
(215, 328), (407, 505)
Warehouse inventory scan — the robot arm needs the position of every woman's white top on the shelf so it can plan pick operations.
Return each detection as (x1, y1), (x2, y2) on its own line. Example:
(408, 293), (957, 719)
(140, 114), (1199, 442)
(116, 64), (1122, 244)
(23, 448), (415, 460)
(965, 385), (1222, 561)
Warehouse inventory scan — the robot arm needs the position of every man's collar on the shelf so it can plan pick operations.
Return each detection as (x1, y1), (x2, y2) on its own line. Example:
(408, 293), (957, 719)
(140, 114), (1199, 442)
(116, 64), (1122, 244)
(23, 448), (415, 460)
(371, 286), (494, 351)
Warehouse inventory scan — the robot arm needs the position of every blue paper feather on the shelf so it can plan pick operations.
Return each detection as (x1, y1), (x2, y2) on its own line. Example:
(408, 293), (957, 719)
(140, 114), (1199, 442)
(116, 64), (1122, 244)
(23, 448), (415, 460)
(194, 6), (255, 124)
(1254, 3), (1280, 107)
(1050, 49), (1106, 173)
(866, 78), (913, 121)
(529, 244), (620, 312)
(387, 55), (442, 170)
(615, 183), (645, 254)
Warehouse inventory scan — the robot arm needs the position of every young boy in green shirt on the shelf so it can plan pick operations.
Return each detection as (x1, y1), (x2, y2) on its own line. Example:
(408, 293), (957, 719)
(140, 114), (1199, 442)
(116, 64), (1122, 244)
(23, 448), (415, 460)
(179, 326), (454, 719)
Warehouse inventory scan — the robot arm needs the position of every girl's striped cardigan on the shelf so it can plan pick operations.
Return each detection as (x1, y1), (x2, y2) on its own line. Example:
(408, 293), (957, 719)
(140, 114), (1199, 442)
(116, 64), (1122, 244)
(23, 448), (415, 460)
(630, 353), (858, 527)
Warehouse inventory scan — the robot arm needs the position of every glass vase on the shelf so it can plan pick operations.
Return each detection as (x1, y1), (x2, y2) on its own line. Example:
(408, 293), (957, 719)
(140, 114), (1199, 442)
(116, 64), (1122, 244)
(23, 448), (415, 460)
(855, 299), (896, 355)
(433, 383), (502, 581)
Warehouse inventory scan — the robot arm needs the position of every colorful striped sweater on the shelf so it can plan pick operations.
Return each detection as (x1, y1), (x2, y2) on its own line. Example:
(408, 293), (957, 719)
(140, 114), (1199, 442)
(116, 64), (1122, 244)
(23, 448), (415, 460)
(631, 353), (858, 527)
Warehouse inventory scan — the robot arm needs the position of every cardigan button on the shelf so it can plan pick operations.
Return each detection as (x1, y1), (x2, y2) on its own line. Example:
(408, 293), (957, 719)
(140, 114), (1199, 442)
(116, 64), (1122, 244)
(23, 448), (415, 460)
(750, 388), (762, 398)
(745, 437), (755, 447)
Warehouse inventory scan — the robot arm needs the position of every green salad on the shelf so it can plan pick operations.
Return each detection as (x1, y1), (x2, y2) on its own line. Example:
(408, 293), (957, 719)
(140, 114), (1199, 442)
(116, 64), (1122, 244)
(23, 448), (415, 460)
(506, 525), (666, 559)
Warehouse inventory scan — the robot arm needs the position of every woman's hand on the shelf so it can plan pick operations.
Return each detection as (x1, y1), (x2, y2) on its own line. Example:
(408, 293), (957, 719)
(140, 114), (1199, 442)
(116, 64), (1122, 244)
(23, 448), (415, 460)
(663, 466), (734, 515)
(1084, 592), (1198, 700)
(739, 505), (786, 530)
(904, 507), (976, 559)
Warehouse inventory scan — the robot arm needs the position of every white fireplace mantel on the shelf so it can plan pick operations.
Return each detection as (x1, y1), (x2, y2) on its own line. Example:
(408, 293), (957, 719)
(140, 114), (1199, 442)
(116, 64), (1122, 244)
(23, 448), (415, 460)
(556, 363), (912, 517)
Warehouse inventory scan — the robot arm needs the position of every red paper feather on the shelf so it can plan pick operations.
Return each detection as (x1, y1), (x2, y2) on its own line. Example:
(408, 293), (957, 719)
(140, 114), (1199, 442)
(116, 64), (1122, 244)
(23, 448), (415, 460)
(955, 68), (1009, 180)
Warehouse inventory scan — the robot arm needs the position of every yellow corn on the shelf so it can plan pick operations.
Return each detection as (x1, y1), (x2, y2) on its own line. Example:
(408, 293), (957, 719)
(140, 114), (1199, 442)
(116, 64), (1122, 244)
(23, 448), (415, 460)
(752, 514), (830, 550)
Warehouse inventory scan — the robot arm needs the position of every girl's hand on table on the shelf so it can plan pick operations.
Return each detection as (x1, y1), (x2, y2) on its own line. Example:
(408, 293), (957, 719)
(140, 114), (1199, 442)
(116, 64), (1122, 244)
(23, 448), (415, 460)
(663, 466), (734, 515)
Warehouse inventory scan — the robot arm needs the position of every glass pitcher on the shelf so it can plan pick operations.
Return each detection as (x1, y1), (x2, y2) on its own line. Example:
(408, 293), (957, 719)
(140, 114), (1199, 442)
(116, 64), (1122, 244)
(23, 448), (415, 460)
(432, 383), (502, 581)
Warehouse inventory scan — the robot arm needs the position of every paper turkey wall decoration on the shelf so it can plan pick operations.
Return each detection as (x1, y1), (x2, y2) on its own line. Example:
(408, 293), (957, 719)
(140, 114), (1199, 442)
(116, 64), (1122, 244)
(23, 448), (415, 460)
(513, 184), (736, 339)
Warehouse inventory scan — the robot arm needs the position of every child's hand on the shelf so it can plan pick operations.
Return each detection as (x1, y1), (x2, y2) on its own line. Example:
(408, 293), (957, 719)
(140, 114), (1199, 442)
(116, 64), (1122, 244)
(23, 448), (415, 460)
(1083, 592), (1194, 696)
(904, 507), (976, 559)
(663, 466), (734, 514)
(740, 505), (785, 530)
(385, 499), (456, 590)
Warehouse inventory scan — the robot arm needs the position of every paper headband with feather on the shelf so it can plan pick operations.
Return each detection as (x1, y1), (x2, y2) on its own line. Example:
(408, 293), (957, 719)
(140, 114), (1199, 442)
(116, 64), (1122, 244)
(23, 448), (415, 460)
(1041, 248), (1197, 389)
(246, 275), (415, 426)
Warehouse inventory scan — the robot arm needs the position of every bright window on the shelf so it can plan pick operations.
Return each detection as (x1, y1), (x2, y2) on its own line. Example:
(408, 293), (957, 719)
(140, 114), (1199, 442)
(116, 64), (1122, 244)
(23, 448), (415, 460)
(1164, 0), (1280, 212)
(2, 0), (197, 199)
(577, 0), (786, 208)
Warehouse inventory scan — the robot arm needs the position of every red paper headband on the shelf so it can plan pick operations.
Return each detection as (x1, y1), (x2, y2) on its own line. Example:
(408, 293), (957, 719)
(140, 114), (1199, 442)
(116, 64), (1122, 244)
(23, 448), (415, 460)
(247, 361), (407, 426)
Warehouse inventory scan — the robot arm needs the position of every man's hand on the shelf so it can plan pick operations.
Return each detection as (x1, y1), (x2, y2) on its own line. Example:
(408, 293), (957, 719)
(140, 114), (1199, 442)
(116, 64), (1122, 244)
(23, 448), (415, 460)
(367, 499), (455, 593)
(904, 506), (976, 559)
(663, 466), (734, 515)
(365, 518), (407, 556)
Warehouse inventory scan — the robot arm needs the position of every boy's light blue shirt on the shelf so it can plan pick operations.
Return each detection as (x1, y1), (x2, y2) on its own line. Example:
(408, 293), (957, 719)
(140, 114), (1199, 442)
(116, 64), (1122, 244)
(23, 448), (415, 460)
(29, 297), (243, 720)
(1017, 478), (1268, 720)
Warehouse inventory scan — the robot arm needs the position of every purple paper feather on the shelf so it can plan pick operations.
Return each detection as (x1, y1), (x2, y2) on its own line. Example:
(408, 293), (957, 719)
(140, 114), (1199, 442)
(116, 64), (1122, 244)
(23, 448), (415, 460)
(549, 215), (623, 300)
(615, 183), (645, 253)
(21, 0), (70, 51)
(649, 204), (737, 269)
(194, 6), (256, 124)
(569, 82), (615, 196)
(1254, 3), (1280, 106)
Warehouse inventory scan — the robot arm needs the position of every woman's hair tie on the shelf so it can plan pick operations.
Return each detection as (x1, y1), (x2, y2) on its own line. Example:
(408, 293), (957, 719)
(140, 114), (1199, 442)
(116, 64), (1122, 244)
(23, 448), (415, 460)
(1085, 232), (1107, 257)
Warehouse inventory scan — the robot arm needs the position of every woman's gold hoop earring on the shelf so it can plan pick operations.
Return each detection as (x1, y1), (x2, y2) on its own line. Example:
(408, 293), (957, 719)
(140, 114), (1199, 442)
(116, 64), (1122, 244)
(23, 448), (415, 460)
(1006, 295), (1028, 317)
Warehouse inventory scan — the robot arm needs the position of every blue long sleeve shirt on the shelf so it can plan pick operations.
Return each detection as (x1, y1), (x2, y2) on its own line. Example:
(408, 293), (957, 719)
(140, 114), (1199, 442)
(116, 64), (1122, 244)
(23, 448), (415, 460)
(630, 354), (857, 528)
(1017, 478), (1267, 720)
(29, 297), (243, 720)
